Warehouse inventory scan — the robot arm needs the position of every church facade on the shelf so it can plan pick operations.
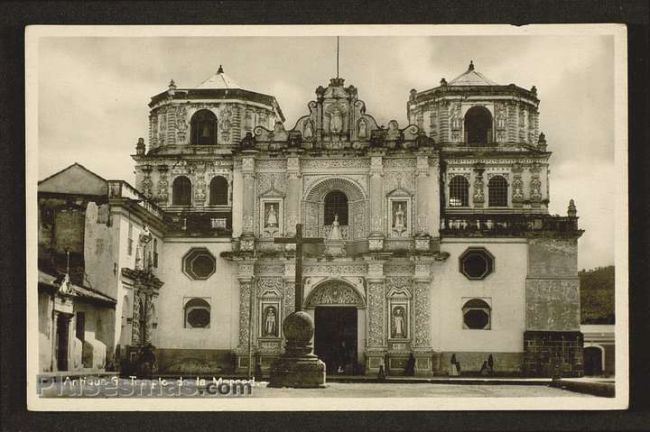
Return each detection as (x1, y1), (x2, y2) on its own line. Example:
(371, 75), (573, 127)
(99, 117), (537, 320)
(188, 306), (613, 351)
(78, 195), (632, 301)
(70, 63), (584, 377)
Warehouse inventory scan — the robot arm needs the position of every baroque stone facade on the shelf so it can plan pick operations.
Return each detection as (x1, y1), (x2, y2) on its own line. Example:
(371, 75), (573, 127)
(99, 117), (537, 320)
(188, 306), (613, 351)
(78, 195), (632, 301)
(118, 63), (586, 378)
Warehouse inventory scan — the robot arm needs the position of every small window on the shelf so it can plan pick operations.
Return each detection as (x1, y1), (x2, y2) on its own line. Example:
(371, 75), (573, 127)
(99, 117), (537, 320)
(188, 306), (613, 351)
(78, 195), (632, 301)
(184, 298), (211, 328)
(459, 248), (495, 280)
(324, 190), (348, 225)
(182, 248), (217, 280)
(488, 176), (508, 207)
(209, 176), (228, 205)
(172, 176), (192, 206)
(449, 176), (469, 207)
(463, 298), (491, 330)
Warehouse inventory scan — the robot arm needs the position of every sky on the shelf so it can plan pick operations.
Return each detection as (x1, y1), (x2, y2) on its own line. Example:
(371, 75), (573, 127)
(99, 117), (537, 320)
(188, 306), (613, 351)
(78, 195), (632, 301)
(36, 33), (617, 271)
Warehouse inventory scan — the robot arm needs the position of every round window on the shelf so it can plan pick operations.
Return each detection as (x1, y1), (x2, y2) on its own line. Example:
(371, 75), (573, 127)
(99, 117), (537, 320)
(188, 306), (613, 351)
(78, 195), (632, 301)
(187, 307), (210, 328)
(182, 248), (217, 280)
(464, 309), (490, 329)
(459, 248), (494, 280)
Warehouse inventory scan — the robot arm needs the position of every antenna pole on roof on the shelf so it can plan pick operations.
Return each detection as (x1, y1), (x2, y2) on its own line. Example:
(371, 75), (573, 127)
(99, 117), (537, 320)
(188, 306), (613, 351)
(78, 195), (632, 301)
(336, 36), (340, 78)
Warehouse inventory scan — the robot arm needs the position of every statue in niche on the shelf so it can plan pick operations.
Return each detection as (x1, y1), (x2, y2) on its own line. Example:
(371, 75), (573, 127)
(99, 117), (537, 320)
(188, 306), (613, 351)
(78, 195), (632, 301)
(358, 118), (368, 139)
(393, 202), (407, 234)
(392, 306), (406, 338)
(303, 120), (313, 139)
(265, 203), (278, 228)
(328, 214), (343, 240)
(263, 306), (278, 337)
(331, 107), (343, 133)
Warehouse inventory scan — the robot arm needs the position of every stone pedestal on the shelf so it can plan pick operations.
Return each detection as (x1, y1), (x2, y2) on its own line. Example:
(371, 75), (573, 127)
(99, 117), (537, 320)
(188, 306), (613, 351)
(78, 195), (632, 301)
(268, 311), (326, 388)
(413, 349), (434, 376)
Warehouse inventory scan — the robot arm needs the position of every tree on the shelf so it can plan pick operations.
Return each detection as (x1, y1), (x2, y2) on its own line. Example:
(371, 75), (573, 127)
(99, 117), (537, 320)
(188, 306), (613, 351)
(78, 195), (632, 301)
(579, 265), (615, 324)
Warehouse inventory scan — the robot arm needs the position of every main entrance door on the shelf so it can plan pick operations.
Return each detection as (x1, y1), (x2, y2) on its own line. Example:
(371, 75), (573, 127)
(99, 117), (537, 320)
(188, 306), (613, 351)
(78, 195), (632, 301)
(314, 306), (357, 375)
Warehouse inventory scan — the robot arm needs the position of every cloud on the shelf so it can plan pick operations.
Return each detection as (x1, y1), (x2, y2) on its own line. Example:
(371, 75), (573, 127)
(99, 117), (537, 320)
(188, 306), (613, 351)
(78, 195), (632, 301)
(35, 34), (617, 269)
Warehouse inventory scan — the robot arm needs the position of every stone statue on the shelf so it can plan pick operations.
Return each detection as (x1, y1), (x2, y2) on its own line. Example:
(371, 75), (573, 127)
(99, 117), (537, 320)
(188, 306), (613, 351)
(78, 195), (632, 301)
(264, 306), (277, 336)
(266, 204), (278, 227)
(358, 118), (367, 138)
(331, 107), (343, 133)
(393, 203), (406, 233)
(303, 120), (313, 139)
(328, 214), (343, 240)
(392, 307), (405, 338)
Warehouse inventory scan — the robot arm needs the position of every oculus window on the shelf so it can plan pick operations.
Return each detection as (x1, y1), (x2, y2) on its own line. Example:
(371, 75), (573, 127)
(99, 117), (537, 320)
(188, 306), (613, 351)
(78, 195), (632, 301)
(459, 247), (494, 280)
(182, 248), (217, 280)
(462, 298), (491, 330)
(184, 298), (211, 328)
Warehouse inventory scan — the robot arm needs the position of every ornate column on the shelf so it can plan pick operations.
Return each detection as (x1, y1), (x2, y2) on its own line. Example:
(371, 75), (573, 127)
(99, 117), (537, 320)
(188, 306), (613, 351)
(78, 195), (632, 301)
(283, 261), (296, 320)
(472, 162), (485, 209)
(240, 156), (256, 251)
(415, 154), (433, 250)
(285, 157), (301, 236)
(412, 258), (434, 376)
(368, 154), (385, 250)
(235, 260), (255, 373)
(365, 260), (387, 374)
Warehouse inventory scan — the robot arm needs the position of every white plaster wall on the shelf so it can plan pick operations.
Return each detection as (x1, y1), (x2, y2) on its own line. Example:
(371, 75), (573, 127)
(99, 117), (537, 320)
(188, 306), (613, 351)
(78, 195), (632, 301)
(432, 239), (528, 353)
(155, 239), (237, 350)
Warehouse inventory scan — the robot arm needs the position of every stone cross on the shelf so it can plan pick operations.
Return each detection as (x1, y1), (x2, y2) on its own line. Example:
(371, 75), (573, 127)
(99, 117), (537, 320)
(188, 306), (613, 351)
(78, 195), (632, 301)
(274, 224), (324, 311)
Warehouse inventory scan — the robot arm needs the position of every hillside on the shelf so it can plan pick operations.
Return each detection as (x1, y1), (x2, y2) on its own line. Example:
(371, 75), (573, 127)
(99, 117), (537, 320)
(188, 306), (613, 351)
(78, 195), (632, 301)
(580, 265), (615, 324)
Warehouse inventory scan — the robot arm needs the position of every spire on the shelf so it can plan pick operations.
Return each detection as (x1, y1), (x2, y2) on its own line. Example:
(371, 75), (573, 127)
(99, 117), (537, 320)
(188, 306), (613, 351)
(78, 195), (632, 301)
(217, 65), (224, 74)
(468, 60), (474, 71)
(336, 36), (340, 79)
(568, 199), (577, 218)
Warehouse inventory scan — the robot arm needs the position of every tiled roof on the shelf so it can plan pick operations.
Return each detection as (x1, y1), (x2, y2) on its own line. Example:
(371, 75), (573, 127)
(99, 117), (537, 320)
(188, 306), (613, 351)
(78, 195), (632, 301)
(38, 270), (116, 305)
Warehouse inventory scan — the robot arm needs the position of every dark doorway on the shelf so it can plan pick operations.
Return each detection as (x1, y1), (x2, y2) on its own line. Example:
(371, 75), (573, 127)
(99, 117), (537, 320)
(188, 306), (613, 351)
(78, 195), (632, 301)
(56, 313), (72, 371)
(583, 346), (603, 376)
(464, 106), (493, 146)
(314, 307), (358, 375)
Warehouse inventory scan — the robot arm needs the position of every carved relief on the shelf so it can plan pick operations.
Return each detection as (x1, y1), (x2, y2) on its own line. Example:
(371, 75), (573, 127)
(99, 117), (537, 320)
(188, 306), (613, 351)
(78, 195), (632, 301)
(530, 176), (542, 202)
(157, 167), (169, 205)
(366, 281), (386, 347)
(305, 282), (364, 308)
(238, 280), (252, 348)
(412, 282), (431, 347)
(512, 175), (524, 202)
(473, 175), (485, 203)
(175, 105), (188, 144)
(303, 263), (366, 276)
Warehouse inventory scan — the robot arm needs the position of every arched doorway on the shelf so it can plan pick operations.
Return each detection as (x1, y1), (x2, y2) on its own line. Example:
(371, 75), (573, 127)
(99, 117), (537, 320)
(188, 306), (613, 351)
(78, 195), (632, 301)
(464, 106), (493, 146)
(305, 280), (365, 375)
(584, 346), (604, 376)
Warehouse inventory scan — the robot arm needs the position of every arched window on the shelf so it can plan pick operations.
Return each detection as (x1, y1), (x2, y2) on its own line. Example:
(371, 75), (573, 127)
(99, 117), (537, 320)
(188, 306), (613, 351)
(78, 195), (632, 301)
(324, 190), (348, 225)
(184, 298), (211, 328)
(209, 176), (228, 206)
(172, 176), (192, 206)
(462, 298), (491, 330)
(488, 175), (508, 207)
(190, 109), (218, 145)
(464, 106), (493, 146)
(449, 176), (469, 207)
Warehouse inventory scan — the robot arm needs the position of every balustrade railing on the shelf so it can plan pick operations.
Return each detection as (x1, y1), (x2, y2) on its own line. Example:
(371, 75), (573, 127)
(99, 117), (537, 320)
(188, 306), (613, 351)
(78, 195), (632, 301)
(441, 214), (578, 235)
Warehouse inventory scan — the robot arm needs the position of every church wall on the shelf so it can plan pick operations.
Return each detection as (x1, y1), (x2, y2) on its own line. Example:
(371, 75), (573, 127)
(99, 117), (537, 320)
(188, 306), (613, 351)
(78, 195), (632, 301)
(433, 239), (528, 371)
(154, 239), (237, 350)
(84, 202), (117, 300)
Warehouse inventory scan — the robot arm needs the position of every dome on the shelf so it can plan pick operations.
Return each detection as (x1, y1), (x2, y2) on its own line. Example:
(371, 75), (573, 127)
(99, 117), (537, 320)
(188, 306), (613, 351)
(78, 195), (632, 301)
(448, 61), (498, 86)
(195, 65), (242, 90)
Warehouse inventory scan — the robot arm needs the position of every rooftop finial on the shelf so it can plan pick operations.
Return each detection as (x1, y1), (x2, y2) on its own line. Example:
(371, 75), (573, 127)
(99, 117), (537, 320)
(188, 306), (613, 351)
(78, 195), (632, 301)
(217, 65), (224, 74)
(468, 60), (474, 71)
